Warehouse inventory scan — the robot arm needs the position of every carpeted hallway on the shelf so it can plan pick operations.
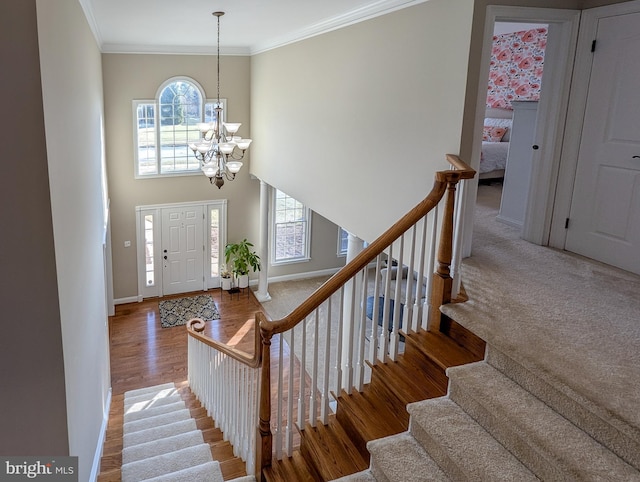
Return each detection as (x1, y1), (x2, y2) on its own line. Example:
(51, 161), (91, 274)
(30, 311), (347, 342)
(442, 183), (640, 464)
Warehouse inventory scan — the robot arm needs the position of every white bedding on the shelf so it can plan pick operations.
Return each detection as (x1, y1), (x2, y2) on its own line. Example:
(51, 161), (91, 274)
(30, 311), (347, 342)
(480, 141), (509, 174)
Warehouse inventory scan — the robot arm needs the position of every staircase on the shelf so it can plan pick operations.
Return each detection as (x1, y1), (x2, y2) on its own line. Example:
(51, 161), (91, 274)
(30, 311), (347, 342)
(99, 381), (253, 481)
(333, 336), (640, 481)
(263, 321), (485, 480)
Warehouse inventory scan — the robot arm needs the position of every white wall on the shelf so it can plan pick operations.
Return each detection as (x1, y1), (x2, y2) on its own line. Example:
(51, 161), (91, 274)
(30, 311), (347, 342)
(36, 1), (112, 480)
(250, 0), (475, 243)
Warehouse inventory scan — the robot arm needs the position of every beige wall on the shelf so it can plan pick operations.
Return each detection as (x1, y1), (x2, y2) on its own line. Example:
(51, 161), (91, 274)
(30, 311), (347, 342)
(103, 54), (345, 299)
(36, 0), (112, 480)
(103, 53), (258, 299)
(0, 0), (69, 456)
(250, 0), (475, 244)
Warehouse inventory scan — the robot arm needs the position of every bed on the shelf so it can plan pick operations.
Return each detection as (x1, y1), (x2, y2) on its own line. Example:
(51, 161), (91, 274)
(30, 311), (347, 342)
(480, 108), (513, 180)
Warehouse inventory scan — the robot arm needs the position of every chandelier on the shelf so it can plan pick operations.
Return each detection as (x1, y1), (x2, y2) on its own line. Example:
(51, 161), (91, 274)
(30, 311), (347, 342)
(189, 11), (251, 189)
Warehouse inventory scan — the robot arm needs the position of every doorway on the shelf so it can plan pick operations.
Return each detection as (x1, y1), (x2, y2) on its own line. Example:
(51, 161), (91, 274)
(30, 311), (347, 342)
(463, 7), (580, 258)
(135, 200), (228, 299)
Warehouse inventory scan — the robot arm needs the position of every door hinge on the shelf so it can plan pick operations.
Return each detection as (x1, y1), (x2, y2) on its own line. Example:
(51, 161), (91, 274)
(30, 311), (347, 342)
(565, 218), (570, 229)
(591, 39), (596, 52)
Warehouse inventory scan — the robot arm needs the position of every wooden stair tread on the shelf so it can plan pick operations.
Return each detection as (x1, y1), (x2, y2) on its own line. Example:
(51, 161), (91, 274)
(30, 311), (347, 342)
(404, 328), (484, 370)
(335, 388), (407, 460)
(264, 451), (316, 482)
(368, 359), (447, 408)
(300, 416), (369, 480)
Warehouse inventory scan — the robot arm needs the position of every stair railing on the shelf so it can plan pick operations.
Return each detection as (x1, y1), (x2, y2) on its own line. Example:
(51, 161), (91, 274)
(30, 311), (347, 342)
(186, 154), (474, 480)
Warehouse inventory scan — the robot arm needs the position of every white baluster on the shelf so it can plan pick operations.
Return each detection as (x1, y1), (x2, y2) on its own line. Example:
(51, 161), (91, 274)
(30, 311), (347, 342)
(320, 297), (331, 424)
(451, 178), (467, 300)
(275, 332), (284, 459)
(368, 255), (383, 365)
(404, 226), (417, 334)
(355, 268), (368, 391)
(379, 244), (393, 361)
(286, 327), (295, 456)
(389, 236), (404, 361)
(334, 287), (344, 397)
(309, 309), (319, 427)
(424, 205), (439, 330)
(298, 319), (307, 429)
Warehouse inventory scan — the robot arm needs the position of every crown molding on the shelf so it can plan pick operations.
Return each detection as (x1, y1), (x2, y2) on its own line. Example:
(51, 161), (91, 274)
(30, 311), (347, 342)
(78, 0), (104, 49)
(250, 0), (429, 55)
(100, 44), (251, 56)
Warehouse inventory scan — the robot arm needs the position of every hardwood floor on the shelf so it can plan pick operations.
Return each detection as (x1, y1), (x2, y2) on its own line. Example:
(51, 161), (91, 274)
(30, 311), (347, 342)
(98, 286), (486, 481)
(99, 288), (269, 481)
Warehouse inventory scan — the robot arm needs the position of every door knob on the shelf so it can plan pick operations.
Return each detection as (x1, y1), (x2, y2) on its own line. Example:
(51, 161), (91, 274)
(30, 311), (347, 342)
(532, 145), (539, 150)
(163, 255), (167, 260)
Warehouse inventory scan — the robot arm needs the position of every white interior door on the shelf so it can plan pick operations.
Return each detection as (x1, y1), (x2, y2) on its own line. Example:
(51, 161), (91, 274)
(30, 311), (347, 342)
(162, 205), (204, 295)
(565, 11), (640, 275)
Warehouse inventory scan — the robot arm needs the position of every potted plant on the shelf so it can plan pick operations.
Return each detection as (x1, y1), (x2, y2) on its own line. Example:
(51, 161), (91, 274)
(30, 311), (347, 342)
(224, 239), (261, 289)
(220, 265), (233, 291)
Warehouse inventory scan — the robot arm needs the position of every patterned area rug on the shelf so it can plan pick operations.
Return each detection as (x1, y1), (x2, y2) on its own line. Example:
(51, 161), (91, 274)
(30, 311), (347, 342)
(158, 295), (220, 328)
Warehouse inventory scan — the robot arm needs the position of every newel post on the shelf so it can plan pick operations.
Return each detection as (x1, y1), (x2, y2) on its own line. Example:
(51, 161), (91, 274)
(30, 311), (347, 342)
(256, 320), (272, 481)
(429, 174), (460, 332)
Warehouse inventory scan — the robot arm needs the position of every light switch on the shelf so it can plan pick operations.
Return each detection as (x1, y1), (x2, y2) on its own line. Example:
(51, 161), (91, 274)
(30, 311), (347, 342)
(124, 240), (131, 247)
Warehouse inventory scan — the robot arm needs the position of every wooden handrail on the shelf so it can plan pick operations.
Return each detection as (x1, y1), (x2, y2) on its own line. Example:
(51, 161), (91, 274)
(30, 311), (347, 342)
(185, 154), (474, 360)
(187, 318), (263, 369)
(259, 154), (474, 339)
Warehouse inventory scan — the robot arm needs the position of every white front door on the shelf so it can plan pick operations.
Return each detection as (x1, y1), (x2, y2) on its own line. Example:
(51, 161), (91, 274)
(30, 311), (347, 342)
(162, 205), (204, 295)
(565, 11), (640, 275)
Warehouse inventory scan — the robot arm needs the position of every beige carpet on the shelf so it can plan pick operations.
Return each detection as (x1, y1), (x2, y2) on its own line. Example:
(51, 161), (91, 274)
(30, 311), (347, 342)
(442, 183), (640, 440)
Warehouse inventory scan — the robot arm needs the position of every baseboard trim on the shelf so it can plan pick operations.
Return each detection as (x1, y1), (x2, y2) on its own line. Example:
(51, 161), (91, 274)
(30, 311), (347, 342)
(266, 267), (341, 284)
(114, 296), (140, 305)
(115, 267), (344, 304)
(89, 387), (112, 482)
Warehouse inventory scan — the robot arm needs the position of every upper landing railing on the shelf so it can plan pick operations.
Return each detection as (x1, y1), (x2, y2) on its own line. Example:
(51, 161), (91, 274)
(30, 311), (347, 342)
(187, 154), (475, 479)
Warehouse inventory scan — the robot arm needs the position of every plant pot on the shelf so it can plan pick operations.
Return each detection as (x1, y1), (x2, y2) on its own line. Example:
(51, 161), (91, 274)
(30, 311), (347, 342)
(236, 274), (249, 289)
(221, 277), (232, 291)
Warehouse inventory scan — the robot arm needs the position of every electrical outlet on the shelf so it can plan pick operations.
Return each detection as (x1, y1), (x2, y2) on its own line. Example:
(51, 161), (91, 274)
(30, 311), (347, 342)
(124, 240), (131, 248)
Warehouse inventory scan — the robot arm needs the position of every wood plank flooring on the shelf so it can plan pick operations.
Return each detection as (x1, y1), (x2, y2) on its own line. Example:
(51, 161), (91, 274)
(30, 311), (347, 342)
(98, 288), (271, 481)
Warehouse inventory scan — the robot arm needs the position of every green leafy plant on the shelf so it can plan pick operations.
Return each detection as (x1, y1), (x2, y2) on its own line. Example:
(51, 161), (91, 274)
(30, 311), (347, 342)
(224, 239), (261, 277)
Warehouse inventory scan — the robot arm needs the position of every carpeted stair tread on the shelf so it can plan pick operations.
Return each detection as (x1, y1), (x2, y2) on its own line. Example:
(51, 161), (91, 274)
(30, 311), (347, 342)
(123, 418), (198, 447)
(141, 461), (223, 482)
(331, 469), (377, 481)
(407, 397), (538, 481)
(448, 361), (640, 480)
(368, 432), (450, 482)
(486, 345), (640, 470)
(124, 392), (182, 412)
(124, 400), (186, 423)
(122, 429), (204, 464)
(121, 443), (213, 481)
(123, 408), (191, 434)
(124, 382), (176, 399)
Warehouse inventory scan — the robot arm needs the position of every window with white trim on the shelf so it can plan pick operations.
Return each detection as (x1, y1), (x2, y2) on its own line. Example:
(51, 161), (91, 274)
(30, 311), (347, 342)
(337, 227), (349, 257)
(133, 76), (225, 178)
(272, 189), (311, 264)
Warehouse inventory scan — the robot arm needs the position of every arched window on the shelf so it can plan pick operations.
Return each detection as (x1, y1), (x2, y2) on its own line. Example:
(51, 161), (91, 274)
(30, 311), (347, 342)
(133, 76), (225, 177)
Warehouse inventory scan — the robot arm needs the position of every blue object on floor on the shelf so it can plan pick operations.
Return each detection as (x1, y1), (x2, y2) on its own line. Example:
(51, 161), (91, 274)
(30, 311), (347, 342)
(366, 296), (404, 341)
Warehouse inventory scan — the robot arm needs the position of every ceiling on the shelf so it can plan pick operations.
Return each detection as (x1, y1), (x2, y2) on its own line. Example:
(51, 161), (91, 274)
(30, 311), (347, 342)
(79, 0), (427, 55)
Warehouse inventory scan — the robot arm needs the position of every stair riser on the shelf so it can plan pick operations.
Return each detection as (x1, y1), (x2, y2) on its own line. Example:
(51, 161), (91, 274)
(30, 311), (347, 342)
(368, 457), (392, 482)
(487, 346), (640, 470)
(448, 378), (567, 480)
(409, 418), (469, 481)
(298, 439), (330, 481)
